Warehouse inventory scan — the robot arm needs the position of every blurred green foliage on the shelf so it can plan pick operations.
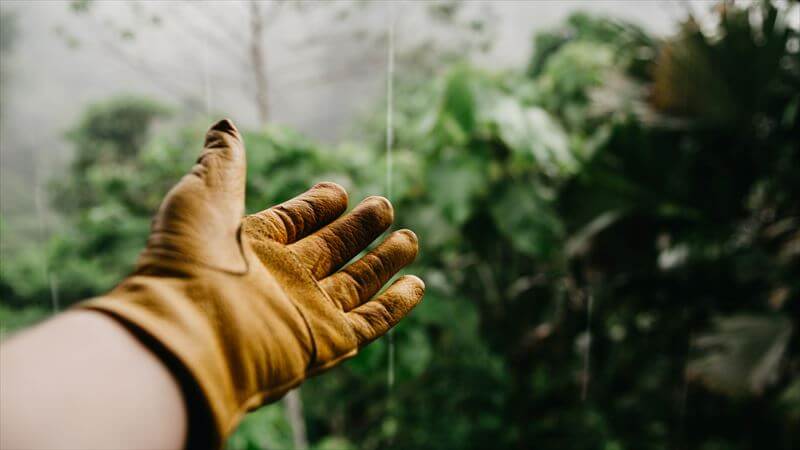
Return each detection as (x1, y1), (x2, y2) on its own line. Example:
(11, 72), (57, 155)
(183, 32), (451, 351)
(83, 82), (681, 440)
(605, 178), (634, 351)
(1, 2), (798, 449)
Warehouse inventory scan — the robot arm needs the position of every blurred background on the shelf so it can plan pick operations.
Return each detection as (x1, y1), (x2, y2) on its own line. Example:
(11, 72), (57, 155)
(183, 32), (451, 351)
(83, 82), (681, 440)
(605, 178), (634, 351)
(0, 1), (798, 449)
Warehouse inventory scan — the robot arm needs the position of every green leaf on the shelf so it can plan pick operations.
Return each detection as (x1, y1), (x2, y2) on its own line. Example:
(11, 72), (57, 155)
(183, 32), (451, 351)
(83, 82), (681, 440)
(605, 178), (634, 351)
(399, 326), (432, 377)
(779, 378), (800, 421)
(441, 69), (476, 132)
(427, 155), (487, 225)
(490, 179), (565, 258)
(225, 404), (292, 450)
(489, 97), (576, 176)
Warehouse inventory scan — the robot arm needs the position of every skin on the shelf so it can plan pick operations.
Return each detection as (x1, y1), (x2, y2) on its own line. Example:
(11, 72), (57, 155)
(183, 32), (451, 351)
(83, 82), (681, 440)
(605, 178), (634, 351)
(0, 311), (188, 450)
(0, 119), (422, 449)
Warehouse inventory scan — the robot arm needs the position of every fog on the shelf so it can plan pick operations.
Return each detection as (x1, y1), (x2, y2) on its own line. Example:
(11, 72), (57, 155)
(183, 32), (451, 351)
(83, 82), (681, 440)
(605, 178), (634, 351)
(0, 0), (710, 222)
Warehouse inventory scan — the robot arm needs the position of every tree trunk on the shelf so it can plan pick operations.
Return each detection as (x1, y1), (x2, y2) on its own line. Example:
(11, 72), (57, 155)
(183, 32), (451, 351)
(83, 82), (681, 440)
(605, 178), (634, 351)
(249, 1), (270, 125)
(248, 4), (307, 449)
(284, 389), (308, 450)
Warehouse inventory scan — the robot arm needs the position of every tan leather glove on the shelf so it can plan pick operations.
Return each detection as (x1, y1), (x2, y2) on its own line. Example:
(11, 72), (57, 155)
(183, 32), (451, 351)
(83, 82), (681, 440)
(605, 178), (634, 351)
(78, 119), (424, 448)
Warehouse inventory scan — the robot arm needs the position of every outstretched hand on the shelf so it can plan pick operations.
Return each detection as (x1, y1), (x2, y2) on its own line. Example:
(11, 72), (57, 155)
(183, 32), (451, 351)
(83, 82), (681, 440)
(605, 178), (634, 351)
(83, 119), (424, 445)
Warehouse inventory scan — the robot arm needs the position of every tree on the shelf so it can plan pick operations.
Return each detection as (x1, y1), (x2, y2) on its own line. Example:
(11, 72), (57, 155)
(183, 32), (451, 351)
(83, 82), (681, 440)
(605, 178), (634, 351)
(58, 1), (496, 126)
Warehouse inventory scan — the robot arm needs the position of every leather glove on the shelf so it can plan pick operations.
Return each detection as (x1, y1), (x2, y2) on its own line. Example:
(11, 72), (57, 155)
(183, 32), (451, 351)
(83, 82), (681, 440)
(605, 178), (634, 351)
(78, 119), (424, 448)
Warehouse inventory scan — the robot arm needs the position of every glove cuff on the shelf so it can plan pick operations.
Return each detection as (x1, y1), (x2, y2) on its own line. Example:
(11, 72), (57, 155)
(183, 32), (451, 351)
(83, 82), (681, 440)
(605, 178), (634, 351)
(77, 278), (239, 449)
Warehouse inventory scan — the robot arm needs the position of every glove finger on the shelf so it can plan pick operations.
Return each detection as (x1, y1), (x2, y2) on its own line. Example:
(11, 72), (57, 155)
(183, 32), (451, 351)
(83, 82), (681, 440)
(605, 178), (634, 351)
(155, 119), (246, 233)
(194, 119), (247, 215)
(243, 182), (348, 244)
(320, 229), (418, 312)
(347, 275), (425, 346)
(144, 120), (248, 272)
(290, 196), (393, 279)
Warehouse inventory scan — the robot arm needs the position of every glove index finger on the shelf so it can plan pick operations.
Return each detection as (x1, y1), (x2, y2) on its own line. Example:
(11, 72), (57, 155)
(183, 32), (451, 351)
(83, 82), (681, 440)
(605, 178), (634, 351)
(244, 182), (349, 244)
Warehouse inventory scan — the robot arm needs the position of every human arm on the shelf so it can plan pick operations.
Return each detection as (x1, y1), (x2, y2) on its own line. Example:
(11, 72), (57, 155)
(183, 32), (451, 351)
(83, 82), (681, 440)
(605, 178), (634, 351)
(0, 311), (188, 450)
(0, 119), (423, 449)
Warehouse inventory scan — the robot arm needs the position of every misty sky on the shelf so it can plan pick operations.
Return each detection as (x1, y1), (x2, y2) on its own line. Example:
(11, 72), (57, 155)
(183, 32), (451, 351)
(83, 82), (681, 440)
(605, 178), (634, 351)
(0, 0), (715, 224)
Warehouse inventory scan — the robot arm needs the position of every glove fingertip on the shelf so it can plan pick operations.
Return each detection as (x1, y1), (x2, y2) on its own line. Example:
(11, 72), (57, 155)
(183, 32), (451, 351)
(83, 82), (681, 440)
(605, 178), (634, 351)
(401, 274), (425, 292)
(203, 119), (244, 163)
(209, 118), (240, 138)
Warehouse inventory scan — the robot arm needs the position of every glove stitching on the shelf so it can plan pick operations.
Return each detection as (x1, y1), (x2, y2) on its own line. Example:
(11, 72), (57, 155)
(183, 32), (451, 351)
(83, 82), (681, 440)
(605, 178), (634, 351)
(280, 246), (360, 370)
(280, 250), (321, 372)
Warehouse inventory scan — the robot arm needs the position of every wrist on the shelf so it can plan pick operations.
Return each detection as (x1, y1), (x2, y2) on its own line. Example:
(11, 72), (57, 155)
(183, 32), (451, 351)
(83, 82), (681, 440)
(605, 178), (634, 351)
(78, 280), (228, 448)
(77, 269), (315, 447)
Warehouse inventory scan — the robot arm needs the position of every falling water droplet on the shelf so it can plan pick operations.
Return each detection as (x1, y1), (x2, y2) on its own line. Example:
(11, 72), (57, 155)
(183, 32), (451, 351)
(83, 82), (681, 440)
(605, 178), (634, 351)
(385, 2), (397, 396)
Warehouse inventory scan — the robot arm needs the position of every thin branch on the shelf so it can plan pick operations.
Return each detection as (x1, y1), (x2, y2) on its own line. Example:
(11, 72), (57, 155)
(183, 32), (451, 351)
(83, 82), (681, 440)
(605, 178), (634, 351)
(261, 0), (286, 29)
(274, 53), (384, 88)
(163, 2), (251, 69)
(83, 16), (196, 99)
(288, 29), (375, 51)
(249, 0), (270, 124)
(183, 0), (251, 51)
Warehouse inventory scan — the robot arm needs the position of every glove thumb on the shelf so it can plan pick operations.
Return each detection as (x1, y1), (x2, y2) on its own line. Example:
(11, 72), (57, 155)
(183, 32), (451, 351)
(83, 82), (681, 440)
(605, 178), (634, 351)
(142, 119), (248, 274)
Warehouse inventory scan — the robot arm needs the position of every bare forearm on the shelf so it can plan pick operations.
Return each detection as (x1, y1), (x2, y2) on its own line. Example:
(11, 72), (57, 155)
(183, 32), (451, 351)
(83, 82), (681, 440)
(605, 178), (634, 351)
(0, 310), (187, 450)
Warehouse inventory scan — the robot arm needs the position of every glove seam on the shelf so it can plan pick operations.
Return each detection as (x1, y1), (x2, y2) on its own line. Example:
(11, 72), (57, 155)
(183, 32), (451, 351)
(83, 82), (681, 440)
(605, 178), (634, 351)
(271, 250), (320, 372)
(249, 240), (320, 372)
(268, 244), (360, 372)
